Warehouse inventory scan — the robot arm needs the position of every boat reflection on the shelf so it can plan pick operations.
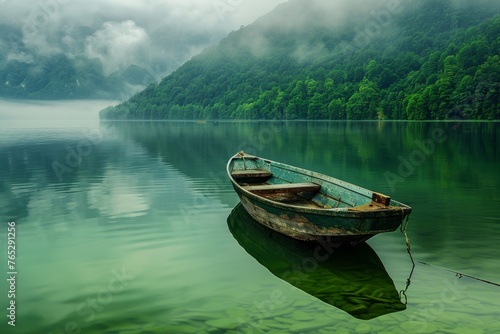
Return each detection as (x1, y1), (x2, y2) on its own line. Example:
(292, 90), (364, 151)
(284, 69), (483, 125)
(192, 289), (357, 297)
(227, 203), (407, 320)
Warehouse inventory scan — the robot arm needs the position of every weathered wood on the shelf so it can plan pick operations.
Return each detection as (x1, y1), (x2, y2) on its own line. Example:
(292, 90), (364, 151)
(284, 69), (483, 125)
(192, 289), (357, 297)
(349, 203), (388, 212)
(372, 192), (391, 206)
(236, 152), (258, 160)
(232, 169), (273, 180)
(246, 183), (321, 194)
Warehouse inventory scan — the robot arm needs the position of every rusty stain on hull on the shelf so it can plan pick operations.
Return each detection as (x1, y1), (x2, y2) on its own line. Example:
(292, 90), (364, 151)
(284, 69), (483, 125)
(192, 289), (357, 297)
(239, 196), (394, 244)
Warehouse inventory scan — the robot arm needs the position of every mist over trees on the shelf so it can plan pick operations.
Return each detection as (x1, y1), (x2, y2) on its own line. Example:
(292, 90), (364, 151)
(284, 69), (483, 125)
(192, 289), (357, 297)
(0, 0), (280, 99)
(0, 20), (217, 99)
(101, 0), (500, 120)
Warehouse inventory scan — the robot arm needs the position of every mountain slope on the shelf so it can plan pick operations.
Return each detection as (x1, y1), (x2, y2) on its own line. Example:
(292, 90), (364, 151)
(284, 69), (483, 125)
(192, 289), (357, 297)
(0, 20), (220, 100)
(0, 30), (157, 100)
(101, 0), (500, 120)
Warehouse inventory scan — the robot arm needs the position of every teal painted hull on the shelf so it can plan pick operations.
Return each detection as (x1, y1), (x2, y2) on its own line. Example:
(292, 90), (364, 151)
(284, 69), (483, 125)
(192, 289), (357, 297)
(227, 153), (412, 245)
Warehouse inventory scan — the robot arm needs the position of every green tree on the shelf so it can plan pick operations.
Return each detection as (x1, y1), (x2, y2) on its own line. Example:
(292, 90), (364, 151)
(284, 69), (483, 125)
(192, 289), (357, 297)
(346, 78), (380, 120)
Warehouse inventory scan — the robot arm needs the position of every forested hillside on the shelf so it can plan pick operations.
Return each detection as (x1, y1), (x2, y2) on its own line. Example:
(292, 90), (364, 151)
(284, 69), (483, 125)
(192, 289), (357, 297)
(101, 0), (500, 120)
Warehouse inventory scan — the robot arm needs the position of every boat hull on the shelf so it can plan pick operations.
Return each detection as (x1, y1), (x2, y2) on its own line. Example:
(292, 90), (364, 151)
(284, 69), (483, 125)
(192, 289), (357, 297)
(227, 153), (411, 245)
(235, 187), (405, 244)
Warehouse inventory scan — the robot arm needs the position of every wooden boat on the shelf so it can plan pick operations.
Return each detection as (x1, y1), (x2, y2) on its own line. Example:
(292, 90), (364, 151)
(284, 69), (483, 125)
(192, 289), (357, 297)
(227, 152), (412, 245)
(227, 203), (407, 320)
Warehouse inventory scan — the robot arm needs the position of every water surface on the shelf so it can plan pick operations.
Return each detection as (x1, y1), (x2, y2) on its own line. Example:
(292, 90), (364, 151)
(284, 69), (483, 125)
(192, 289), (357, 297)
(0, 107), (499, 333)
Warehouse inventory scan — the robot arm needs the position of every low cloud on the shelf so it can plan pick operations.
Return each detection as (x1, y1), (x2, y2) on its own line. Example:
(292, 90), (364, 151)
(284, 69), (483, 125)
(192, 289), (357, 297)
(85, 20), (149, 75)
(0, 0), (288, 78)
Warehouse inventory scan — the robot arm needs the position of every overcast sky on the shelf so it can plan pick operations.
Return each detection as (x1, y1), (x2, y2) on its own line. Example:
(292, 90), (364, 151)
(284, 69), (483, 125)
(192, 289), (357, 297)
(0, 0), (288, 76)
(4, 0), (494, 79)
(0, 0), (288, 30)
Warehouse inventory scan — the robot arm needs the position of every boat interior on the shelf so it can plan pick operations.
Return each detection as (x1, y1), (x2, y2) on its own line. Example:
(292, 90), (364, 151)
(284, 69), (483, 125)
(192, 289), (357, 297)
(230, 157), (393, 211)
(232, 169), (323, 205)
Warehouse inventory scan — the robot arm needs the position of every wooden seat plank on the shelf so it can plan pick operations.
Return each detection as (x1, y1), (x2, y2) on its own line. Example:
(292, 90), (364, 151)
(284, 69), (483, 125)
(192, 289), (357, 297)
(246, 182), (320, 194)
(232, 169), (273, 179)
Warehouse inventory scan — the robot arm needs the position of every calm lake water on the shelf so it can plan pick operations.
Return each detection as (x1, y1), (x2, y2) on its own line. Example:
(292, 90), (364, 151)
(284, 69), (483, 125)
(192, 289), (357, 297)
(0, 101), (499, 333)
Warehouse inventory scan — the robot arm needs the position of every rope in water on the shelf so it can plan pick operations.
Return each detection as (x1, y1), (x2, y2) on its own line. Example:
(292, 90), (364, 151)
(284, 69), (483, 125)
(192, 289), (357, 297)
(417, 261), (500, 287)
(400, 213), (415, 304)
(398, 213), (500, 303)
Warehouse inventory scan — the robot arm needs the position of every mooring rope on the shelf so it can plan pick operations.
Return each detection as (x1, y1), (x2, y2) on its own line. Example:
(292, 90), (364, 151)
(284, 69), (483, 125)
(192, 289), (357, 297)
(417, 261), (500, 287)
(400, 213), (415, 304)
(401, 214), (414, 266)
(237, 151), (247, 170)
(397, 213), (500, 303)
